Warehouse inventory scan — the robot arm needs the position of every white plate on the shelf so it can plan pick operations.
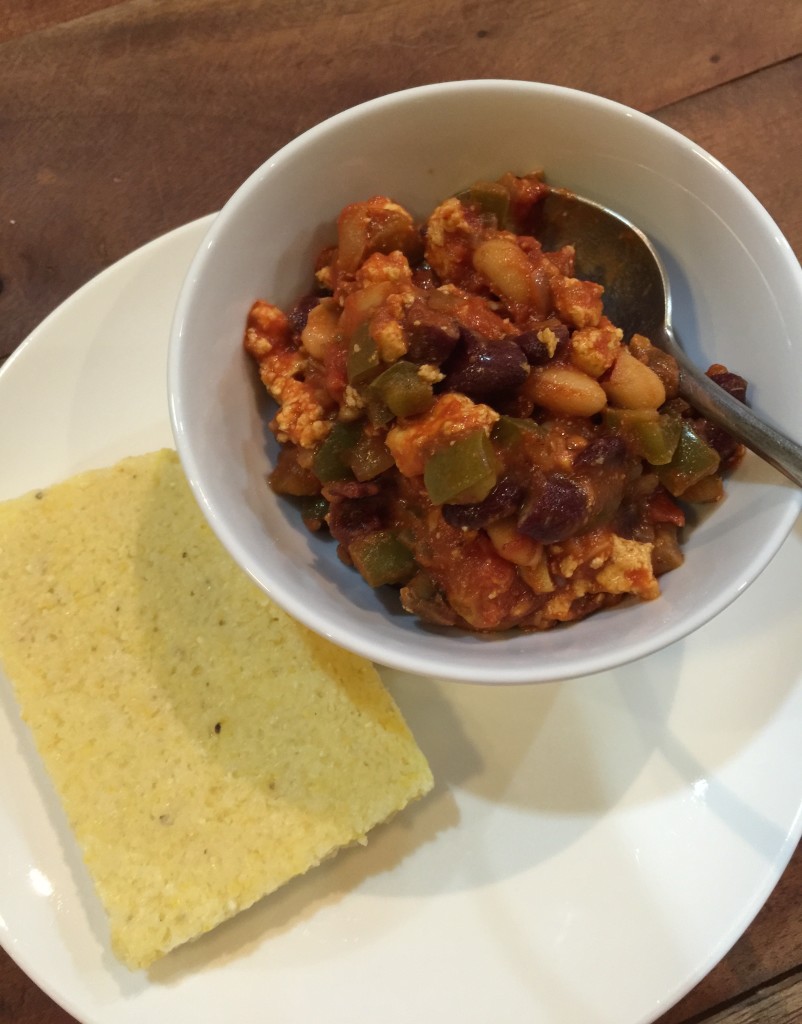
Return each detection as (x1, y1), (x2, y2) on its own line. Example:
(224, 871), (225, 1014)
(1, 220), (801, 1024)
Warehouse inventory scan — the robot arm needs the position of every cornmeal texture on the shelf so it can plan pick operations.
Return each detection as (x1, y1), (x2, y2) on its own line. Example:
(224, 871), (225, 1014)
(0, 449), (432, 970)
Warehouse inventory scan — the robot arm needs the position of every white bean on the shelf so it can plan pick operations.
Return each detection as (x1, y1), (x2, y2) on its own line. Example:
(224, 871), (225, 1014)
(526, 365), (608, 417)
(301, 298), (339, 361)
(602, 347), (666, 409)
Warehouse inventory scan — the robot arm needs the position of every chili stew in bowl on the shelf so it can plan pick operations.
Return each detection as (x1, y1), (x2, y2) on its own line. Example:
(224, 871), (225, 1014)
(244, 173), (746, 633)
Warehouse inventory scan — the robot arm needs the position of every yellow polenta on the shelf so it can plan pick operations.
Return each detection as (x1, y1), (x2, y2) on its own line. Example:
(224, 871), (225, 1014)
(0, 449), (432, 970)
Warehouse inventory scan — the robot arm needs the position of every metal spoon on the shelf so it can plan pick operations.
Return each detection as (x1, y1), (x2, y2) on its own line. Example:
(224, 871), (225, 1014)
(535, 190), (802, 488)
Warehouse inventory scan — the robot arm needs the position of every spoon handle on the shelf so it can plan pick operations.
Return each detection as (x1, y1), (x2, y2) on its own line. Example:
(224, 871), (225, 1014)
(656, 326), (802, 488)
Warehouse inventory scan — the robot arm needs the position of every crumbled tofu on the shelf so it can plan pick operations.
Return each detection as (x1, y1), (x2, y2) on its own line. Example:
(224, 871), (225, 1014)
(338, 385), (366, 422)
(371, 318), (408, 363)
(569, 318), (624, 378)
(315, 264), (334, 290)
(355, 251), (413, 288)
(550, 275), (605, 329)
(368, 291), (415, 362)
(424, 197), (476, 281)
(386, 393), (499, 477)
(246, 301), (291, 344)
(271, 379), (333, 448)
(244, 303), (306, 402)
(596, 535), (659, 599)
(536, 327), (560, 358)
(417, 364), (444, 385)
(425, 196), (472, 248)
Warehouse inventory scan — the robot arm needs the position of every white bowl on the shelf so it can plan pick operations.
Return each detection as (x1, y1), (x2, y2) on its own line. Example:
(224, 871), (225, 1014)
(168, 80), (802, 684)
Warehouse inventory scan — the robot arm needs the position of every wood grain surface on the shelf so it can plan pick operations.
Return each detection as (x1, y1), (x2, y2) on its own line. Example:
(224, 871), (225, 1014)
(1, 2), (801, 1022)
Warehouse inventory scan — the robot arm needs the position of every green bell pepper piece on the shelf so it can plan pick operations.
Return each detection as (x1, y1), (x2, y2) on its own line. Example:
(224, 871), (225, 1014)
(363, 391), (394, 428)
(424, 429), (499, 506)
(657, 420), (720, 496)
(346, 322), (381, 387)
(368, 360), (435, 418)
(604, 408), (681, 466)
(455, 180), (510, 228)
(269, 448), (321, 496)
(491, 415), (546, 451)
(348, 432), (395, 482)
(295, 494), (329, 529)
(349, 530), (416, 587)
(312, 421), (361, 483)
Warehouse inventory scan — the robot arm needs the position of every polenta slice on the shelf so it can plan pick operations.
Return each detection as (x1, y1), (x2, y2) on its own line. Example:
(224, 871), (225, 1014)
(0, 449), (432, 970)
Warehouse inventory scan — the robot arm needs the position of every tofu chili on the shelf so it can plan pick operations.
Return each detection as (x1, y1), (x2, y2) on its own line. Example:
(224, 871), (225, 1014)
(243, 172), (746, 632)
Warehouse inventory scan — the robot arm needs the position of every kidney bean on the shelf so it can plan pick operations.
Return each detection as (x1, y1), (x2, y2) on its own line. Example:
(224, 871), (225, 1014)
(513, 330), (552, 365)
(513, 320), (569, 364)
(708, 368), (748, 403)
(442, 476), (526, 529)
(573, 435), (631, 526)
(287, 294), (321, 335)
(411, 266), (439, 291)
(517, 470), (589, 544)
(404, 300), (461, 364)
(325, 492), (384, 547)
(441, 329), (529, 397)
(400, 572), (460, 627)
(630, 336), (680, 399)
(613, 498), (650, 542)
(573, 434), (628, 470)
(322, 480), (381, 500)
(492, 392), (536, 418)
(692, 418), (741, 465)
(694, 368), (748, 465)
(407, 321), (461, 364)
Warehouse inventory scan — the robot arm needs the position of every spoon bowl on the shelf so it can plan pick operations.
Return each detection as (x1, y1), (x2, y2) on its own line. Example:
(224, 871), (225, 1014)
(537, 190), (802, 487)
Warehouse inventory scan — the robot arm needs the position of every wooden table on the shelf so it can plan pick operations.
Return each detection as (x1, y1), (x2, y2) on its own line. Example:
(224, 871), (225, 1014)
(1, 2), (800, 1021)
